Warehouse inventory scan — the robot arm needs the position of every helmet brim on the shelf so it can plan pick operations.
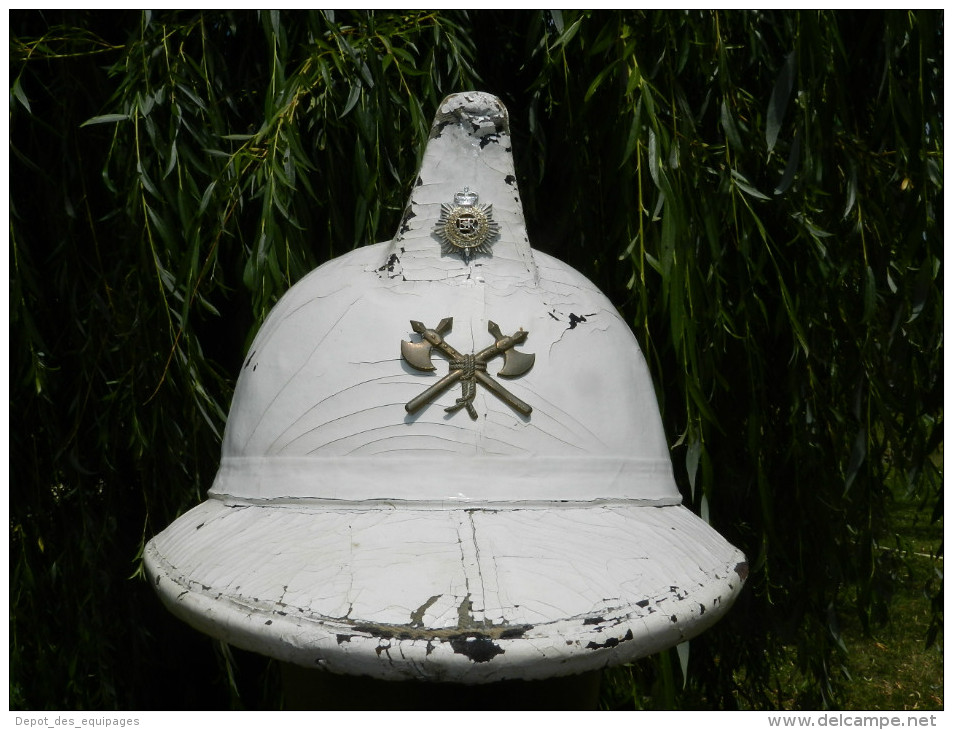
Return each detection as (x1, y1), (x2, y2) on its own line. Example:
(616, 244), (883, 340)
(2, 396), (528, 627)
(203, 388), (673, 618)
(145, 497), (745, 684)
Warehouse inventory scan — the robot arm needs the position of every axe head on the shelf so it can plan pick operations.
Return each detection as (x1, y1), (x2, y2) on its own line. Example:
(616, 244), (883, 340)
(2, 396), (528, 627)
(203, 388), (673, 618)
(401, 338), (436, 371)
(402, 318), (453, 371)
(498, 349), (535, 377)
(487, 321), (535, 377)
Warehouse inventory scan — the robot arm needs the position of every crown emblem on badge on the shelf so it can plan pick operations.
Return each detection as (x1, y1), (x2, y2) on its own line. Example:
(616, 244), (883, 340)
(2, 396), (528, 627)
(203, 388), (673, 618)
(434, 187), (501, 261)
(454, 188), (479, 206)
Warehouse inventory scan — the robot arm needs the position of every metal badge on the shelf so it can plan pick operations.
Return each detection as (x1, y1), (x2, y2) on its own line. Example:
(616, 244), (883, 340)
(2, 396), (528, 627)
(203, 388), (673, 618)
(434, 187), (500, 261)
(402, 318), (534, 419)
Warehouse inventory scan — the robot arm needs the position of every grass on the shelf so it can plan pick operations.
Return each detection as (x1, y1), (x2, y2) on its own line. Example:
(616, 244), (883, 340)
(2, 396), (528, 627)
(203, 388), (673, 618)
(840, 591), (943, 710)
(837, 493), (943, 711)
(765, 483), (943, 711)
(598, 482), (944, 711)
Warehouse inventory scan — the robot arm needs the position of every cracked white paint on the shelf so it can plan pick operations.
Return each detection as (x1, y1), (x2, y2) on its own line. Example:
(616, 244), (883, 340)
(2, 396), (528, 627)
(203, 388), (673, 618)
(144, 91), (746, 684)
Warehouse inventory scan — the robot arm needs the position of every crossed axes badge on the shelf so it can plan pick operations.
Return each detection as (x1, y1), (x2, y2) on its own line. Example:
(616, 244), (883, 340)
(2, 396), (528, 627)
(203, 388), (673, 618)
(401, 318), (535, 419)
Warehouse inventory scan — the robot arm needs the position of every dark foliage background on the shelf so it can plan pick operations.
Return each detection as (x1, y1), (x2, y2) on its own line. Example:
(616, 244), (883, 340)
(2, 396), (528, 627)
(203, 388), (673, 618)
(10, 10), (942, 709)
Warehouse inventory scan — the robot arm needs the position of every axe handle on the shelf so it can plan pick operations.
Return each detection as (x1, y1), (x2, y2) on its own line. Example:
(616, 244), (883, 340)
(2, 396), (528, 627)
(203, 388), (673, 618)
(474, 371), (532, 416)
(473, 330), (528, 363)
(433, 340), (465, 361)
(405, 369), (465, 414)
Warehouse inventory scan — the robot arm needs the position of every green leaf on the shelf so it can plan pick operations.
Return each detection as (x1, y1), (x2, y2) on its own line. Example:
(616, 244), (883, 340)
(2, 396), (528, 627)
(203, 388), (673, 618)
(584, 60), (619, 103)
(12, 76), (31, 113)
(843, 427), (867, 495)
(774, 130), (801, 195)
(646, 127), (660, 184)
(862, 265), (876, 324)
(619, 105), (642, 167)
(842, 163), (857, 219)
(731, 169), (771, 201)
(676, 641), (690, 690)
(792, 211), (833, 238)
(80, 113), (130, 127)
(176, 83), (208, 112)
(719, 99), (743, 150)
(163, 141), (178, 179)
(686, 436), (702, 500)
(766, 51), (796, 154)
(136, 162), (160, 198)
(776, 269), (810, 357)
(552, 16), (583, 49)
(197, 181), (217, 216)
(686, 378), (722, 432)
(341, 82), (362, 118)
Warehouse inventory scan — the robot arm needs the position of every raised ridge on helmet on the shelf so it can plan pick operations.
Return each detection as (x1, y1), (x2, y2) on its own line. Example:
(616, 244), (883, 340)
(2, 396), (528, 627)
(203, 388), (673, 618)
(381, 91), (537, 284)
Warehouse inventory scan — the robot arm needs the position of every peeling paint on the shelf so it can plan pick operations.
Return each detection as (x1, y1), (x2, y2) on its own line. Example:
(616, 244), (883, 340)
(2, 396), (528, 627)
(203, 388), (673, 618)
(456, 594), (479, 630)
(430, 119), (453, 139)
(669, 585), (688, 600)
(478, 134), (500, 149)
(450, 634), (504, 662)
(378, 253), (400, 273)
(585, 629), (634, 651)
(345, 620), (531, 645)
(567, 313), (598, 329)
(410, 594), (442, 628)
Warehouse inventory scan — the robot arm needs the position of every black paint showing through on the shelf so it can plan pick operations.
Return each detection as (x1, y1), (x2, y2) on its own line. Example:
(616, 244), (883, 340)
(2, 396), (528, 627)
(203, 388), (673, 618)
(449, 635), (505, 663)
(584, 628), (634, 651)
